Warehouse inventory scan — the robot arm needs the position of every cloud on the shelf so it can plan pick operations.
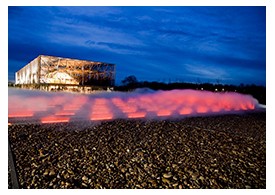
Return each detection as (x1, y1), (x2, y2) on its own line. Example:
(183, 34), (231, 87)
(8, 6), (266, 85)
(184, 63), (229, 80)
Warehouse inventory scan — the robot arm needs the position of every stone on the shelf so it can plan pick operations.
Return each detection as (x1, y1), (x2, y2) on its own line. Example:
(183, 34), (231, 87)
(162, 177), (170, 184)
(82, 175), (88, 182)
(49, 169), (55, 176)
(43, 169), (49, 176)
(163, 172), (173, 179)
(172, 183), (178, 187)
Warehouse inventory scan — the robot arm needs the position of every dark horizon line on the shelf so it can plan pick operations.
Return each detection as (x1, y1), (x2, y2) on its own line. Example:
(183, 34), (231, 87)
(7, 79), (266, 88)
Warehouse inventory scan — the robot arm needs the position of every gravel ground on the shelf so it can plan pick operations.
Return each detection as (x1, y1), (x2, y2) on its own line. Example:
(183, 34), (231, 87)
(8, 165), (12, 189)
(8, 111), (266, 189)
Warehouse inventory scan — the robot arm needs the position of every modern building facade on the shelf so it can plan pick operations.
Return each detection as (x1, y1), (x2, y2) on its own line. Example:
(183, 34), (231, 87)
(15, 55), (115, 91)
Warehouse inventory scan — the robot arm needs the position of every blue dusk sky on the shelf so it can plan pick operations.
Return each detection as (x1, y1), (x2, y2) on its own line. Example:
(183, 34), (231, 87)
(8, 6), (266, 86)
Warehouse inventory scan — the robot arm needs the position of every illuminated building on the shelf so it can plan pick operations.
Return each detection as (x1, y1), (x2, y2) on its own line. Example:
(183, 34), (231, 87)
(15, 55), (115, 92)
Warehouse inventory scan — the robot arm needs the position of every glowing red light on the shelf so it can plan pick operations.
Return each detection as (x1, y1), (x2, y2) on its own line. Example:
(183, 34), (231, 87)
(204, 96), (215, 105)
(41, 116), (70, 123)
(90, 98), (114, 120)
(9, 89), (257, 124)
(144, 105), (158, 112)
(112, 98), (138, 113)
(247, 103), (255, 110)
(63, 105), (80, 111)
(240, 104), (248, 110)
(120, 106), (137, 113)
(211, 106), (221, 112)
(128, 112), (146, 118)
(197, 106), (208, 113)
(186, 96), (197, 104)
(8, 111), (34, 118)
(157, 109), (172, 116)
(90, 114), (113, 121)
(179, 107), (192, 115)
(55, 111), (75, 116)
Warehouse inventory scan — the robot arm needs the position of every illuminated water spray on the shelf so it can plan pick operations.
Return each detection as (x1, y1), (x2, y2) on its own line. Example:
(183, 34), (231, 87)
(8, 88), (258, 124)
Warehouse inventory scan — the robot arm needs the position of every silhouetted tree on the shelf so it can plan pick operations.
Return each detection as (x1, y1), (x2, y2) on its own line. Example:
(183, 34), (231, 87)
(121, 75), (138, 86)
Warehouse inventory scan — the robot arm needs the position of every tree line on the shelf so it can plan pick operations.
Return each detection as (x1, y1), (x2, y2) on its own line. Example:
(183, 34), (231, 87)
(114, 75), (266, 105)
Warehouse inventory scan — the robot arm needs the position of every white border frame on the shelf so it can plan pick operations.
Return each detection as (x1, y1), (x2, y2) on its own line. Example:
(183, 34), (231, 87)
(1, 1), (273, 194)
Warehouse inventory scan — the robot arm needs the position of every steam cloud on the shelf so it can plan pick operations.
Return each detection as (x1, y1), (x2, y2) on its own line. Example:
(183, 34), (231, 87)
(8, 88), (259, 124)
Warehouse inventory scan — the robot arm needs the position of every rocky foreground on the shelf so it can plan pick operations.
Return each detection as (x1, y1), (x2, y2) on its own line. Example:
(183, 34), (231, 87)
(8, 111), (266, 189)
